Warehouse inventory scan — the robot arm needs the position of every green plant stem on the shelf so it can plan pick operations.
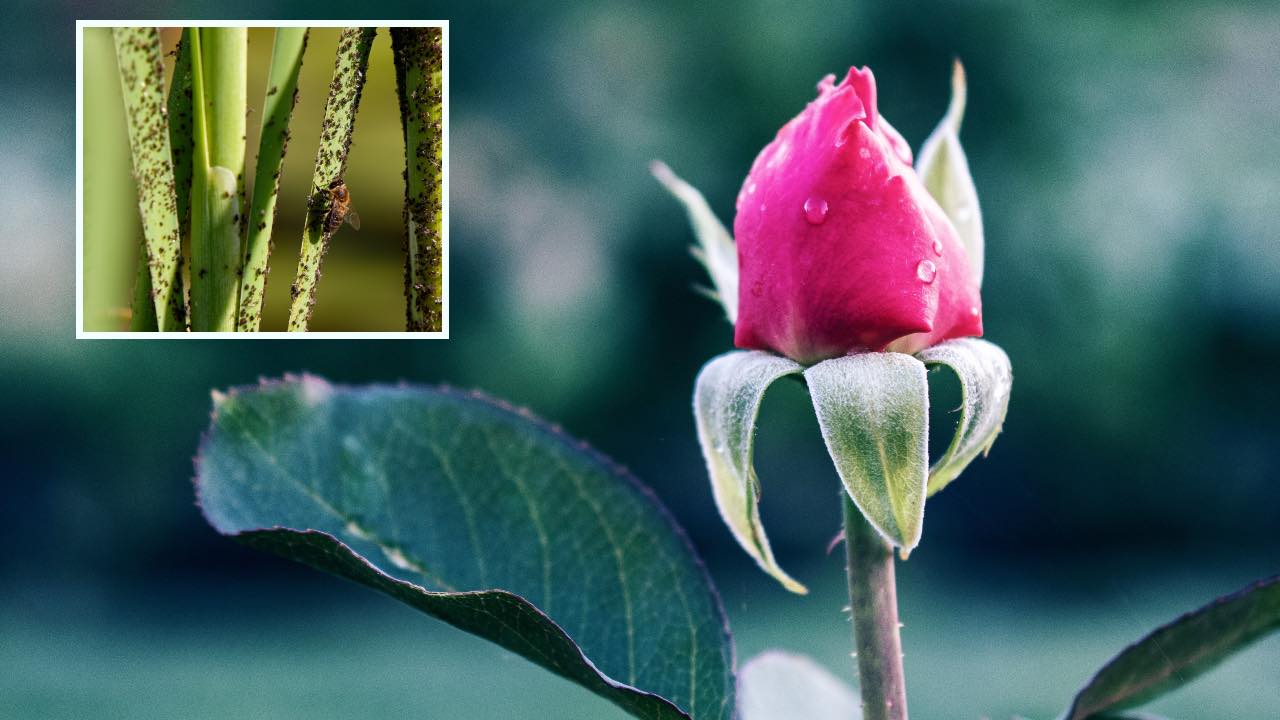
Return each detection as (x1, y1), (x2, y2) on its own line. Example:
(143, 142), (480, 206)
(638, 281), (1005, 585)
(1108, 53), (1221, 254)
(167, 28), (194, 321)
(287, 27), (376, 332)
(843, 493), (909, 720)
(188, 27), (247, 331)
(391, 27), (444, 332)
(112, 26), (184, 331)
(129, 244), (157, 330)
(237, 27), (309, 331)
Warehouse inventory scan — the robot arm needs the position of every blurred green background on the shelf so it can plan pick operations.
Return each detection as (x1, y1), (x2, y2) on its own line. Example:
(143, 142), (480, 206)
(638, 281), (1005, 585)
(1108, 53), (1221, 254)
(6, 0), (1280, 718)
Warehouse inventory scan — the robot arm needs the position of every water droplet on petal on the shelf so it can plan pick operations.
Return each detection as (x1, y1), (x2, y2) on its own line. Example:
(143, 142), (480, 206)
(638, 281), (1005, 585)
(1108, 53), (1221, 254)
(916, 259), (937, 283)
(767, 141), (790, 168)
(803, 197), (829, 225)
(932, 238), (943, 256)
(747, 182), (757, 195)
(970, 305), (980, 317)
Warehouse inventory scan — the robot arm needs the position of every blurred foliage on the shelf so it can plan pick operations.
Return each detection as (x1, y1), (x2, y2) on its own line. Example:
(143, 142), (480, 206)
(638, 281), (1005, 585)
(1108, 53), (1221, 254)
(4, 0), (1280, 718)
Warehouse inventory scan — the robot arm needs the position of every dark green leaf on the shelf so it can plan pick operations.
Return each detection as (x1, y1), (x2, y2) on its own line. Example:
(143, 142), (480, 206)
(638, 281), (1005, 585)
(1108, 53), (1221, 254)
(197, 376), (734, 720)
(1066, 576), (1280, 720)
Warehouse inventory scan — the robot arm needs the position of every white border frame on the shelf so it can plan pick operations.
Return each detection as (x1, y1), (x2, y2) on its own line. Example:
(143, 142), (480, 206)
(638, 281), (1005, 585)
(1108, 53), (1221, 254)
(75, 20), (450, 339)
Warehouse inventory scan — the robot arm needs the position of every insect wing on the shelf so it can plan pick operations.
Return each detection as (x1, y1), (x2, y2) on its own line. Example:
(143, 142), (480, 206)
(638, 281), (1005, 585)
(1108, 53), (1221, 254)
(344, 206), (361, 231)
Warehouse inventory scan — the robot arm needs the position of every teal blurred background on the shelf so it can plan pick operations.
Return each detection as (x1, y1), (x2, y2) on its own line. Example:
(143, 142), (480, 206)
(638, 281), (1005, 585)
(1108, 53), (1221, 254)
(6, 1), (1280, 718)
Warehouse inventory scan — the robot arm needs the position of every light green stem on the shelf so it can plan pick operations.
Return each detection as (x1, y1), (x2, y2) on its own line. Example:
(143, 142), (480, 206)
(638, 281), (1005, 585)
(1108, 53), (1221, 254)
(237, 27), (309, 331)
(188, 27), (246, 331)
(287, 27), (377, 332)
(167, 28), (194, 321)
(844, 493), (909, 720)
(391, 27), (444, 332)
(129, 242), (157, 330)
(112, 26), (184, 331)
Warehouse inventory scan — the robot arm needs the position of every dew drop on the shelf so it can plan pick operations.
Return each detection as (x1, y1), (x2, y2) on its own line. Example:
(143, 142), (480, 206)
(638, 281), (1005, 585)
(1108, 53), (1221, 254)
(970, 305), (980, 317)
(747, 181), (757, 195)
(916, 259), (937, 283)
(803, 197), (829, 225)
(767, 141), (790, 168)
(932, 238), (943, 256)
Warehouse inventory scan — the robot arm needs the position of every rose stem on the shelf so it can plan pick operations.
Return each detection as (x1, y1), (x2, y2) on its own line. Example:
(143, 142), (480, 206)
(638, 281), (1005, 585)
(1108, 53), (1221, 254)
(843, 492), (909, 720)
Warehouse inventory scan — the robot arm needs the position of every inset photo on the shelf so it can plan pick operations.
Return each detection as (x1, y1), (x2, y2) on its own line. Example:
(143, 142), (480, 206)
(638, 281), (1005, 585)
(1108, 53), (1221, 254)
(77, 21), (448, 336)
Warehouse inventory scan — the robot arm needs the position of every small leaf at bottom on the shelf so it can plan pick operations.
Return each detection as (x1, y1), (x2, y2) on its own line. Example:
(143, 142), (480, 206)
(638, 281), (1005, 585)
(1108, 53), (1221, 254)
(1066, 575), (1280, 720)
(738, 651), (861, 720)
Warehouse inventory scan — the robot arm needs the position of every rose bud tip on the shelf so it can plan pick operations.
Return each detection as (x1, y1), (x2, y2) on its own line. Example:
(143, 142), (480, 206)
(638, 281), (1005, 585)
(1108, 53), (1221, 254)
(733, 66), (983, 362)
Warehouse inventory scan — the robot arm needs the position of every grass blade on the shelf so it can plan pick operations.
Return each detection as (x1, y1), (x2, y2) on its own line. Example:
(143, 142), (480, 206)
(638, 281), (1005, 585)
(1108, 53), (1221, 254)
(112, 27), (184, 331)
(287, 27), (377, 332)
(391, 27), (444, 332)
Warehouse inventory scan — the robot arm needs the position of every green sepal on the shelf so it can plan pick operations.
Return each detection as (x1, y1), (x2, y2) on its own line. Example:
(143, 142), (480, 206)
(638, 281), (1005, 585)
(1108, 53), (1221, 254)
(652, 161), (739, 324)
(918, 338), (1012, 496)
(805, 353), (929, 553)
(917, 61), (984, 286)
(693, 350), (806, 593)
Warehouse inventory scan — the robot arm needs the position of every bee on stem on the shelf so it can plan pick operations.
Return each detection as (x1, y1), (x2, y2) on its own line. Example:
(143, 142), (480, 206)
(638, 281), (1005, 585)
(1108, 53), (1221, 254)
(320, 179), (361, 235)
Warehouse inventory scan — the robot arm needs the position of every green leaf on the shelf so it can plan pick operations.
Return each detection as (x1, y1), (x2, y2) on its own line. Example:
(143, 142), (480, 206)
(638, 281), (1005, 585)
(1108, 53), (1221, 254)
(693, 351), (806, 593)
(651, 161), (738, 324)
(1066, 576), (1280, 720)
(917, 60), (984, 286)
(738, 651), (861, 720)
(196, 376), (734, 720)
(805, 353), (929, 552)
(111, 27), (185, 331)
(917, 338), (1012, 496)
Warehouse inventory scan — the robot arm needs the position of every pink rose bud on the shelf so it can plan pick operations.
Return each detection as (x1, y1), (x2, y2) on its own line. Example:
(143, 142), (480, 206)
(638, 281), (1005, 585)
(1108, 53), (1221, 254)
(733, 67), (983, 363)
